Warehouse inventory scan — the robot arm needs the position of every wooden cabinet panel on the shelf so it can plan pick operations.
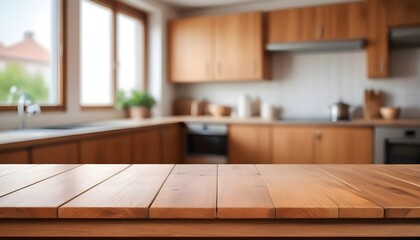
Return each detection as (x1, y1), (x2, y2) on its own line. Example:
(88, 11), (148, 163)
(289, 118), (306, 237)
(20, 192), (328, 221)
(133, 128), (161, 164)
(315, 127), (373, 164)
(367, 0), (390, 78)
(386, 0), (420, 26)
(161, 124), (183, 164)
(215, 12), (266, 80)
(32, 142), (79, 164)
(168, 16), (214, 82)
(228, 125), (271, 164)
(0, 149), (29, 164)
(268, 8), (301, 43)
(272, 126), (316, 164)
(80, 135), (132, 164)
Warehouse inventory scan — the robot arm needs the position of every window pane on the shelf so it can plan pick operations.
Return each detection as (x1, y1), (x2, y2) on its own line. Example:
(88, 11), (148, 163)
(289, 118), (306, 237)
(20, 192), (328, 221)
(117, 13), (144, 93)
(0, 0), (60, 105)
(80, 0), (113, 106)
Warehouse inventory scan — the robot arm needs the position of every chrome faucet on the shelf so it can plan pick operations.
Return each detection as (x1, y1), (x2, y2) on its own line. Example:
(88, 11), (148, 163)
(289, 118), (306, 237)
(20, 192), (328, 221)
(7, 86), (42, 129)
(17, 94), (41, 129)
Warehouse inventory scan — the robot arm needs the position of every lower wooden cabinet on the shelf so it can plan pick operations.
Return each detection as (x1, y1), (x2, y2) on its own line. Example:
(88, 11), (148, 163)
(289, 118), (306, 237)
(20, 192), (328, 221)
(228, 125), (272, 164)
(133, 128), (161, 164)
(160, 124), (183, 164)
(272, 126), (373, 164)
(0, 149), (29, 164)
(32, 142), (79, 164)
(80, 135), (132, 164)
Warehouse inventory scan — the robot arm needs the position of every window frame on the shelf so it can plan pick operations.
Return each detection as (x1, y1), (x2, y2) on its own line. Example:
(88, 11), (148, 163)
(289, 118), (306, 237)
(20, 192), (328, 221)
(0, 0), (67, 112)
(80, 0), (147, 110)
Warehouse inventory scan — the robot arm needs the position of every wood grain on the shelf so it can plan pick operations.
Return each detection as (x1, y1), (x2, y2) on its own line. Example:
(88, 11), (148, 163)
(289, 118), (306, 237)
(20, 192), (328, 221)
(168, 16), (214, 82)
(149, 164), (217, 219)
(257, 165), (383, 218)
(0, 164), (128, 218)
(268, 8), (301, 43)
(228, 125), (272, 164)
(160, 124), (183, 164)
(59, 164), (173, 218)
(0, 164), (79, 197)
(32, 142), (79, 164)
(0, 164), (37, 177)
(386, 0), (420, 26)
(1, 219), (419, 237)
(370, 165), (420, 188)
(272, 126), (316, 164)
(318, 165), (420, 218)
(80, 135), (132, 164)
(217, 165), (275, 218)
(133, 128), (161, 164)
(214, 12), (267, 80)
(0, 149), (29, 164)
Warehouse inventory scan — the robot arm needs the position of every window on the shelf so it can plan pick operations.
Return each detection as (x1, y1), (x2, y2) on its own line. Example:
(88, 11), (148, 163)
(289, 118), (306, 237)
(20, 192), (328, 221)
(0, 0), (65, 111)
(80, 0), (146, 108)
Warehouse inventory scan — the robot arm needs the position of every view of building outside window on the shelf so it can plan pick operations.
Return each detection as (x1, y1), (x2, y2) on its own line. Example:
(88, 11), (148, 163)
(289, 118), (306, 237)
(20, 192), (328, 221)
(0, 0), (60, 105)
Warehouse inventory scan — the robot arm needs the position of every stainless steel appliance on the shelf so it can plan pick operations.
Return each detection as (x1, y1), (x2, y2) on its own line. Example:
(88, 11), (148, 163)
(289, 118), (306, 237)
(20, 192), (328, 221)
(184, 123), (228, 164)
(374, 127), (420, 164)
(329, 100), (350, 122)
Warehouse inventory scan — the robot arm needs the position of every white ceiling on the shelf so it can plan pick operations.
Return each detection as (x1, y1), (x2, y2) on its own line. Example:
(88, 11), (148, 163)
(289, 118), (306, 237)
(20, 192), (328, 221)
(156, 0), (271, 10)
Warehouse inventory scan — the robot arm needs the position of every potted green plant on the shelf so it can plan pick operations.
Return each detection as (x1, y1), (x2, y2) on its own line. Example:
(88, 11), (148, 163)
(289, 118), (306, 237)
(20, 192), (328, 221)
(116, 90), (156, 119)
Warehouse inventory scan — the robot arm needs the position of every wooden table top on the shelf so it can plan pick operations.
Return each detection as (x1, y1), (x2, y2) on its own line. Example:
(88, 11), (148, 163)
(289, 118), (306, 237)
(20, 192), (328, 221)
(0, 164), (419, 219)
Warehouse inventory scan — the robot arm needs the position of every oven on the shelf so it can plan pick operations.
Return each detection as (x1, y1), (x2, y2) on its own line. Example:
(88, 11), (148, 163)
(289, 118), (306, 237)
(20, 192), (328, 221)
(374, 127), (420, 164)
(184, 123), (228, 164)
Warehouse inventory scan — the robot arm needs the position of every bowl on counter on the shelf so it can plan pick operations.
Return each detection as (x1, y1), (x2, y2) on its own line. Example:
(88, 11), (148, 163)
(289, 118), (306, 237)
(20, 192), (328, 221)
(380, 107), (401, 120)
(207, 104), (232, 117)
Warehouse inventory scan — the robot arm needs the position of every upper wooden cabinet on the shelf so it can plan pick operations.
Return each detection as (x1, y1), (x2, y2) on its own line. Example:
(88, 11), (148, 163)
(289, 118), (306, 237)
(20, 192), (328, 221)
(228, 124), (272, 164)
(168, 16), (214, 82)
(214, 12), (267, 81)
(168, 12), (269, 82)
(386, 0), (420, 26)
(268, 2), (367, 43)
(272, 126), (373, 164)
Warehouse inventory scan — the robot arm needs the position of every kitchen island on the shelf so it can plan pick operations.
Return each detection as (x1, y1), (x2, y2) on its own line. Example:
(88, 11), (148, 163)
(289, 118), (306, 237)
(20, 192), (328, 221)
(0, 164), (419, 238)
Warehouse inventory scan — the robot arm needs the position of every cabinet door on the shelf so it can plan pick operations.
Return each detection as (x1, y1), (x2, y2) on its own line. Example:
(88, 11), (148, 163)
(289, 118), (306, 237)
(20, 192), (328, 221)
(366, 0), (390, 78)
(386, 0), (420, 26)
(32, 142), (79, 164)
(168, 16), (214, 82)
(80, 135), (132, 164)
(272, 126), (316, 164)
(161, 124), (183, 164)
(315, 127), (373, 164)
(228, 125), (271, 164)
(0, 149), (29, 164)
(215, 12), (266, 80)
(322, 2), (367, 40)
(300, 6), (323, 41)
(268, 8), (301, 42)
(133, 128), (161, 164)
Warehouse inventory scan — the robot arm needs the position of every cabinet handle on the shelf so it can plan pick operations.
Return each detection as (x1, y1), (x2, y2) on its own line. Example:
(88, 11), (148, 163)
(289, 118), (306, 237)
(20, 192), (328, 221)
(380, 58), (385, 75)
(315, 130), (322, 141)
(316, 26), (322, 39)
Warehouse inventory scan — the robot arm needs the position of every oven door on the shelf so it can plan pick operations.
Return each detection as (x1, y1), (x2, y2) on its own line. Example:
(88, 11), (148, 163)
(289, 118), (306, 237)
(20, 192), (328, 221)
(385, 138), (420, 164)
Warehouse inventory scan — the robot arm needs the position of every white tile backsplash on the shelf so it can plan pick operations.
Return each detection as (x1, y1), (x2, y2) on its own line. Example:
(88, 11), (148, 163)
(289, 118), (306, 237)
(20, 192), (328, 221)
(175, 49), (420, 119)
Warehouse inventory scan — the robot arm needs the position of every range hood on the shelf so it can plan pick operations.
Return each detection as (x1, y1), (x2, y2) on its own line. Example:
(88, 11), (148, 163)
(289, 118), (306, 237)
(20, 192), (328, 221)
(390, 26), (420, 49)
(266, 39), (365, 52)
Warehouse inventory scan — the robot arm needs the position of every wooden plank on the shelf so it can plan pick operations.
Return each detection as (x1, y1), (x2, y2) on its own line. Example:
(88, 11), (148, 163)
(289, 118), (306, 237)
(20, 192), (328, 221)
(257, 165), (383, 218)
(0, 219), (419, 238)
(0, 164), (37, 177)
(0, 164), (79, 197)
(371, 165), (420, 188)
(59, 164), (174, 218)
(149, 164), (217, 219)
(217, 165), (275, 218)
(318, 165), (420, 218)
(0, 164), (129, 218)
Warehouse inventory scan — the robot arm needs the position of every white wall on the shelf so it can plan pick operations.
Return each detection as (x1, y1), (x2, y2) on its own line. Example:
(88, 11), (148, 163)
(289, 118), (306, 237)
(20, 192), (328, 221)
(176, 49), (420, 119)
(0, 0), (177, 131)
(173, 0), (420, 119)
